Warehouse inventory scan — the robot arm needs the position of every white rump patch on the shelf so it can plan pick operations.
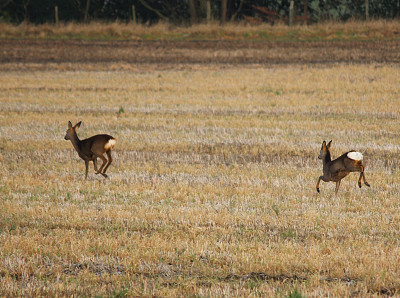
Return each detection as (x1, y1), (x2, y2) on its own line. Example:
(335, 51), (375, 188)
(105, 138), (116, 150)
(347, 151), (363, 161)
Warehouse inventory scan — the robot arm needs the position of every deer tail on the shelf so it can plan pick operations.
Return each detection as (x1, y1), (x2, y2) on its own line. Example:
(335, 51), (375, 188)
(104, 138), (117, 151)
(347, 151), (363, 161)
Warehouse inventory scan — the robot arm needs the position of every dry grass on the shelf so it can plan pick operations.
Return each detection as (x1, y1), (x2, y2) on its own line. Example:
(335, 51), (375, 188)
(1, 63), (400, 297)
(1, 19), (400, 41)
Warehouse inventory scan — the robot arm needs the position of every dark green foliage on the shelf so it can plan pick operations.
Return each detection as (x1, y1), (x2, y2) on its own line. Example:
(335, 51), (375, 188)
(118, 107), (125, 115)
(0, 0), (399, 24)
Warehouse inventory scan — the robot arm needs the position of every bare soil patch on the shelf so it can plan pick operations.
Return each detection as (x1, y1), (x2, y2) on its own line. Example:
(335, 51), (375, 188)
(1, 39), (399, 70)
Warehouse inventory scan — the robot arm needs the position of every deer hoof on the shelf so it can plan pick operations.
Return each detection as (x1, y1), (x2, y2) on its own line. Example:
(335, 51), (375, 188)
(316, 188), (320, 193)
(365, 182), (370, 187)
(101, 173), (108, 178)
(358, 183), (362, 188)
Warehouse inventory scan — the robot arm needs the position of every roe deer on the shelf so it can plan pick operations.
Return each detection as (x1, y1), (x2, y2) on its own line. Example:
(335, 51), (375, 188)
(64, 121), (116, 179)
(316, 140), (370, 194)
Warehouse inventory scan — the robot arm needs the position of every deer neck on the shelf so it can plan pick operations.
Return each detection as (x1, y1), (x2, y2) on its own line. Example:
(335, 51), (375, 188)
(69, 133), (83, 154)
(322, 151), (332, 169)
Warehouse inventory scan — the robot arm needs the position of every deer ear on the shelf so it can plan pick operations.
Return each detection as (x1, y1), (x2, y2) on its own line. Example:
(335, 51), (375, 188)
(74, 121), (82, 129)
(68, 121), (73, 128)
(327, 140), (332, 148)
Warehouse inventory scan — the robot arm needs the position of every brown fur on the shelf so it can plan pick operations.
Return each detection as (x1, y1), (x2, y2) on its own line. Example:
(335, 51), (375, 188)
(64, 121), (116, 179)
(316, 140), (370, 194)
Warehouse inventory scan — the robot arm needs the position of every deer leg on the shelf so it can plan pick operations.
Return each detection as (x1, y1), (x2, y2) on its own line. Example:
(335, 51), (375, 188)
(95, 154), (108, 178)
(93, 158), (99, 174)
(92, 153), (106, 172)
(316, 176), (323, 193)
(102, 151), (113, 175)
(358, 172), (363, 188)
(335, 180), (341, 194)
(84, 160), (89, 180)
(360, 165), (370, 187)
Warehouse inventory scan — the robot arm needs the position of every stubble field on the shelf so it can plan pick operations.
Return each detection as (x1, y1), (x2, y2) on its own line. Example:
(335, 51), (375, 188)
(1, 36), (400, 297)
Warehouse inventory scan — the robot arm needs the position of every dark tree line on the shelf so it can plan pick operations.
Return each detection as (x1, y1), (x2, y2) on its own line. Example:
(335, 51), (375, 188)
(1, 0), (399, 25)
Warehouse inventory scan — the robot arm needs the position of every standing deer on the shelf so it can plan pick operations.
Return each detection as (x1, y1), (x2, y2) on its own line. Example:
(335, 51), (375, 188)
(316, 140), (370, 194)
(64, 121), (116, 179)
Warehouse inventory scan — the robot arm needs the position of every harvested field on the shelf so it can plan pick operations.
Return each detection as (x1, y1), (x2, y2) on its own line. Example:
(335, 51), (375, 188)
(1, 37), (400, 297)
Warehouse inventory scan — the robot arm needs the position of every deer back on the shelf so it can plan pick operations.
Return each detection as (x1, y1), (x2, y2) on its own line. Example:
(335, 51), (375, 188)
(330, 151), (363, 173)
(80, 134), (115, 156)
(328, 152), (350, 173)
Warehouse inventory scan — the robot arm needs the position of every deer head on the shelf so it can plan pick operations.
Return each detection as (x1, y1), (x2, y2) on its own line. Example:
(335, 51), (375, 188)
(64, 121), (81, 140)
(318, 140), (332, 160)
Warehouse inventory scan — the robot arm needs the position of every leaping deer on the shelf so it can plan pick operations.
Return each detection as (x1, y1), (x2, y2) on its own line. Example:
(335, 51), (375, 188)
(316, 140), (370, 194)
(64, 121), (116, 179)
